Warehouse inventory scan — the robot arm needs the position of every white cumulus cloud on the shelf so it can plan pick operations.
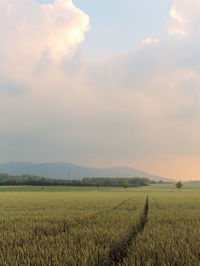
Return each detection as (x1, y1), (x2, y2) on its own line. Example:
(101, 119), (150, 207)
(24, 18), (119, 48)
(0, 0), (90, 81)
(168, 0), (200, 37)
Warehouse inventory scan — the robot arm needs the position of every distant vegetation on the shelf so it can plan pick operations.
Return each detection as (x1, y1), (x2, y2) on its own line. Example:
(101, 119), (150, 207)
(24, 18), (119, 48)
(176, 181), (183, 188)
(0, 173), (151, 187)
(185, 180), (200, 184)
(83, 177), (151, 187)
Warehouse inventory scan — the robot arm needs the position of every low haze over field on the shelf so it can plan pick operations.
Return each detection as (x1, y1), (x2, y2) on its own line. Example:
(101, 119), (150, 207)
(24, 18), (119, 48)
(0, 0), (200, 180)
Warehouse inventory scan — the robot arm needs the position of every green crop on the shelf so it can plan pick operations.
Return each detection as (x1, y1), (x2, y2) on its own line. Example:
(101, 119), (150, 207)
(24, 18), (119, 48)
(0, 184), (198, 265)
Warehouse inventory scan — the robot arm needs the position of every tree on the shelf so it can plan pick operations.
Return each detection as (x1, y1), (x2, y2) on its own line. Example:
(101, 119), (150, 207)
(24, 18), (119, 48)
(123, 181), (129, 189)
(96, 182), (101, 188)
(176, 181), (183, 189)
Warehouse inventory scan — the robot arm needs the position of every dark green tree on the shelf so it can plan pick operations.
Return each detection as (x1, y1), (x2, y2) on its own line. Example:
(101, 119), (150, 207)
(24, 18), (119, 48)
(176, 181), (183, 189)
(123, 181), (129, 189)
(96, 182), (101, 188)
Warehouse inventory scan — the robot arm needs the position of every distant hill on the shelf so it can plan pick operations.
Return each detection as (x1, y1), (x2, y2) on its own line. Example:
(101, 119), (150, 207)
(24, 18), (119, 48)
(0, 162), (173, 182)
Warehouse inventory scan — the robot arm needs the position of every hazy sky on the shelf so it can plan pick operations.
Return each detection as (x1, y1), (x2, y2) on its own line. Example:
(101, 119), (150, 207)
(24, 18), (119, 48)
(0, 0), (200, 180)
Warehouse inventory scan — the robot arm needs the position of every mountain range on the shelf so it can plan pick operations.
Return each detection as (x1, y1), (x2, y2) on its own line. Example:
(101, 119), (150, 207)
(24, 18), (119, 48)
(0, 162), (173, 182)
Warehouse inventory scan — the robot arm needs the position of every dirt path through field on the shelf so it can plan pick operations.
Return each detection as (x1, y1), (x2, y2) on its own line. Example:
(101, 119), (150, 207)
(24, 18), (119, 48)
(99, 195), (149, 266)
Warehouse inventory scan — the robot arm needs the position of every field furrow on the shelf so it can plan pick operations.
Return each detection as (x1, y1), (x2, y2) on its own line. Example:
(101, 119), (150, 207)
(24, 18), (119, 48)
(99, 195), (149, 266)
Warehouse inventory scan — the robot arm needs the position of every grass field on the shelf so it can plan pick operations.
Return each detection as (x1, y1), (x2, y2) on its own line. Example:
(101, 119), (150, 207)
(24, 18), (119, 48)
(0, 184), (199, 265)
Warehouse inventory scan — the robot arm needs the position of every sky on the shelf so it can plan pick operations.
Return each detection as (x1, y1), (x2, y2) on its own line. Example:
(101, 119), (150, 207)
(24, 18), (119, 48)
(0, 0), (200, 180)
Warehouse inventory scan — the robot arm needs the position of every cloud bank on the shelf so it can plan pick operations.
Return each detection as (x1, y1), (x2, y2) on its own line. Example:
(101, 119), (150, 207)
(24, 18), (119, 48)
(0, 0), (89, 82)
(0, 0), (200, 179)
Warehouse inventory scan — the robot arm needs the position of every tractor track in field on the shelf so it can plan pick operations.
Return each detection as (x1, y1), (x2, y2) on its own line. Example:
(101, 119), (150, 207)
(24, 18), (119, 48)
(98, 195), (149, 266)
(112, 198), (134, 211)
(63, 197), (134, 231)
(33, 197), (134, 237)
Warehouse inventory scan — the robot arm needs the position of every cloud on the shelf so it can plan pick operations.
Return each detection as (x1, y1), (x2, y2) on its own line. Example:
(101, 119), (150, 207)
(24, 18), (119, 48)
(141, 38), (160, 46)
(168, 5), (187, 36)
(168, 0), (200, 37)
(0, 77), (26, 96)
(0, 0), (200, 178)
(0, 0), (90, 81)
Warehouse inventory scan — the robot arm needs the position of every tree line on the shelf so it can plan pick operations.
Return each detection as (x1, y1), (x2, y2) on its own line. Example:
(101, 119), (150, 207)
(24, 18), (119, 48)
(82, 177), (150, 187)
(0, 173), (151, 187)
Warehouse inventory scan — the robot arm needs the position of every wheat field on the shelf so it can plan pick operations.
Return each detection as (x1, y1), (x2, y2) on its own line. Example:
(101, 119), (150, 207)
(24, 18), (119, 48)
(0, 185), (199, 265)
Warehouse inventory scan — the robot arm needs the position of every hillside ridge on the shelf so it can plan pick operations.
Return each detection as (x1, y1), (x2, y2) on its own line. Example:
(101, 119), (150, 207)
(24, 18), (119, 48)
(0, 162), (173, 181)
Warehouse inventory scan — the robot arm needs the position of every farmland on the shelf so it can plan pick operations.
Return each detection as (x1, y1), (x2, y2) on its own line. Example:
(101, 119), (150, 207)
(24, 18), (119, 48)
(0, 184), (199, 265)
